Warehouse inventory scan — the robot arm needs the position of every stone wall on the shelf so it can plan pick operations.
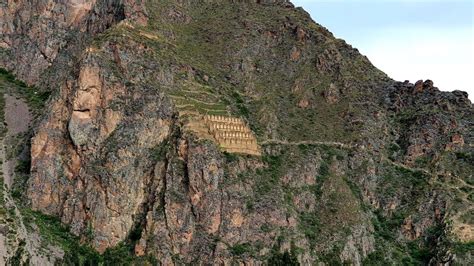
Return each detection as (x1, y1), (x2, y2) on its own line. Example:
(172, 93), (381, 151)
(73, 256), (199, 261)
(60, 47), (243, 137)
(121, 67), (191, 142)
(204, 115), (261, 156)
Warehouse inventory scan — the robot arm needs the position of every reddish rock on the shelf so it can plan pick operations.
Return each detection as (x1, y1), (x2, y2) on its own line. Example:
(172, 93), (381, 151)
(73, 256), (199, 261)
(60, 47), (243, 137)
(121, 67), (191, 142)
(423, 79), (434, 90)
(290, 46), (301, 61)
(298, 98), (310, 108)
(413, 80), (424, 93)
(324, 83), (340, 104)
(295, 26), (308, 42)
(451, 134), (464, 145)
(445, 133), (465, 151)
(134, 239), (147, 257)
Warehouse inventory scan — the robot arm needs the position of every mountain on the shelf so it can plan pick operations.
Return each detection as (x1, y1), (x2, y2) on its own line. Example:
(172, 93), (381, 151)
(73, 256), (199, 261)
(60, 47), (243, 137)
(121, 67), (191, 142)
(0, 0), (472, 264)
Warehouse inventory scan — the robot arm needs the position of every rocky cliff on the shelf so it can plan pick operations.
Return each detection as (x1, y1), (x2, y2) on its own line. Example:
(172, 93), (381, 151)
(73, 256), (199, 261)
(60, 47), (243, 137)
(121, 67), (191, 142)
(0, 0), (472, 265)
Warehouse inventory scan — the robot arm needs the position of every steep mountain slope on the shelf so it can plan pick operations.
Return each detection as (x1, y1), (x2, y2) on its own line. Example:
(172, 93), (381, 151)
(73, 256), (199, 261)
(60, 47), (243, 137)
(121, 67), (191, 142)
(0, 0), (472, 264)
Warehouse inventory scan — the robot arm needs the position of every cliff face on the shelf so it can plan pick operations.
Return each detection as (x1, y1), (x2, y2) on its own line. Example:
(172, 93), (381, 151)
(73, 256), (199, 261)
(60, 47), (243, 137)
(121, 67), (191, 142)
(0, 0), (147, 85)
(0, 0), (472, 265)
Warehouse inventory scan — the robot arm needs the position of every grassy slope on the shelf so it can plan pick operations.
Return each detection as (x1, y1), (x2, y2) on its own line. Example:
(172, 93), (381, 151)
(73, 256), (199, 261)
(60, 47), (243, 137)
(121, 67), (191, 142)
(96, 1), (389, 143)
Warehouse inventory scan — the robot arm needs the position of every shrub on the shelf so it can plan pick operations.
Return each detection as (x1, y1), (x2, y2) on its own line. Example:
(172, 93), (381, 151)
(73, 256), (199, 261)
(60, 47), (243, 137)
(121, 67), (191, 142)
(268, 250), (299, 266)
(230, 243), (253, 256)
(299, 212), (320, 248)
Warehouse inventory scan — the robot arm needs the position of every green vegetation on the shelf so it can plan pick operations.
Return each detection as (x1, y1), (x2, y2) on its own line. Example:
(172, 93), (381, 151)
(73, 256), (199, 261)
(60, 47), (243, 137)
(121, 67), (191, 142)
(453, 241), (474, 254)
(255, 153), (284, 195)
(365, 169), (454, 265)
(0, 68), (50, 112)
(319, 246), (347, 265)
(268, 250), (299, 266)
(22, 209), (102, 265)
(267, 244), (299, 266)
(223, 151), (239, 163)
(11, 155), (30, 200)
(9, 240), (29, 266)
(455, 150), (473, 163)
(139, 1), (380, 143)
(449, 241), (474, 266)
(0, 68), (28, 88)
(22, 209), (157, 265)
(231, 91), (250, 119)
(372, 210), (405, 241)
(312, 162), (330, 199)
(377, 163), (429, 201)
(0, 68), (49, 203)
(150, 138), (170, 161)
(229, 242), (253, 256)
(170, 93), (228, 116)
(0, 86), (6, 136)
(298, 212), (321, 248)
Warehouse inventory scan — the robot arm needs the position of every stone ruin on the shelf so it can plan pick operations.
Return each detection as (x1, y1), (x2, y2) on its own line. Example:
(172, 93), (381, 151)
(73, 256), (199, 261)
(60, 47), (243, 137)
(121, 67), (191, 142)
(204, 115), (261, 156)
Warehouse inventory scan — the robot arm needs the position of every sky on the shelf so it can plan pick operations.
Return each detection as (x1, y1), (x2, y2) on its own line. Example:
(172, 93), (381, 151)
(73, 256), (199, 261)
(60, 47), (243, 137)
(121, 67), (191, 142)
(292, 0), (474, 100)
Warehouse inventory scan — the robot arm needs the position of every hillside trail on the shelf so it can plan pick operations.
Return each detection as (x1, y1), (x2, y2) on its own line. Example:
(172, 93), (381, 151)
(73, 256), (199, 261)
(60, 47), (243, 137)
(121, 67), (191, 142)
(383, 155), (473, 240)
(261, 138), (472, 238)
(262, 138), (471, 193)
(260, 139), (354, 149)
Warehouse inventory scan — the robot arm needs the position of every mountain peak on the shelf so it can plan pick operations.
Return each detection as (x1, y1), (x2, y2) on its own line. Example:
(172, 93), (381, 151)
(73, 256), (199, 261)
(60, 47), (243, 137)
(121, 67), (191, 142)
(0, 1), (472, 265)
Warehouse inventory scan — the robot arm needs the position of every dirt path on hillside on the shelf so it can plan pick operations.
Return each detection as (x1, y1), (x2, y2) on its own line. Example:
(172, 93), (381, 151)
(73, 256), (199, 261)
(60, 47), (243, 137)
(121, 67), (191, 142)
(260, 139), (354, 149)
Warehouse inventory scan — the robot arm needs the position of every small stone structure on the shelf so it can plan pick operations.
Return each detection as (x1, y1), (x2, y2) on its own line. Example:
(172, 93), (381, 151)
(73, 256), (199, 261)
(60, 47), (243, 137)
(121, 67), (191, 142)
(204, 115), (261, 156)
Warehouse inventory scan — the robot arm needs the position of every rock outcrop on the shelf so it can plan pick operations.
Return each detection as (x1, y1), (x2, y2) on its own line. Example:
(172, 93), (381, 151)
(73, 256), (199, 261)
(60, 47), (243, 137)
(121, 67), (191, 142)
(0, 0), (472, 265)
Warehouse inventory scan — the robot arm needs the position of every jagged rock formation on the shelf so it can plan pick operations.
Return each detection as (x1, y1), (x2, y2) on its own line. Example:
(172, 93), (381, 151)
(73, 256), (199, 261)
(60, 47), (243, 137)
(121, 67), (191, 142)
(0, 0), (472, 265)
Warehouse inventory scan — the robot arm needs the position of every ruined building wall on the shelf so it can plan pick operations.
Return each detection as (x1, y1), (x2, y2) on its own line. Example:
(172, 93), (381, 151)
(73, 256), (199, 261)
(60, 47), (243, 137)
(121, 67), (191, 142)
(204, 115), (261, 156)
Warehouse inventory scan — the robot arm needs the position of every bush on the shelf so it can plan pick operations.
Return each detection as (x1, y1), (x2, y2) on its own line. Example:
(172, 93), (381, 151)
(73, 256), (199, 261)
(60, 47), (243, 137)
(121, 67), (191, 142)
(299, 212), (320, 248)
(455, 151), (473, 163)
(362, 250), (388, 265)
(102, 243), (134, 265)
(24, 210), (157, 265)
(224, 151), (239, 163)
(229, 243), (253, 256)
(0, 68), (51, 111)
(231, 91), (250, 118)
(453, 241), (474, 254)
(150, 139), (170, 161)
(268, 250), (299, 266)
